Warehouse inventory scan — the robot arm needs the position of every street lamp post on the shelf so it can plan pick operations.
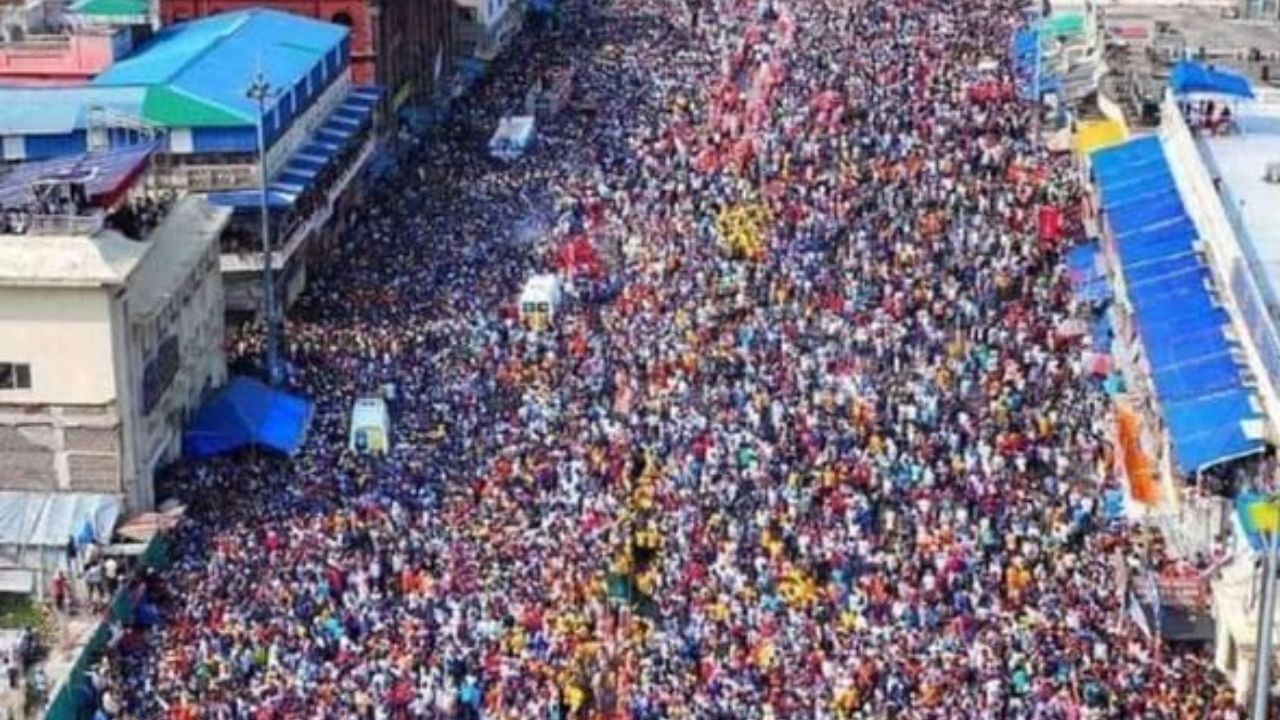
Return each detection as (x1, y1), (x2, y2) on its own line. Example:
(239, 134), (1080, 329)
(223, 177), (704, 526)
(1249, 499), (1280, 720)
(247, 70), (284, 387)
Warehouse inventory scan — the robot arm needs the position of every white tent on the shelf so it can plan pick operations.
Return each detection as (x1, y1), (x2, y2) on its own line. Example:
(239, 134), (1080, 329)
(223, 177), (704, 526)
(0, 492), (121, 598)
(489, 115), (536, 161)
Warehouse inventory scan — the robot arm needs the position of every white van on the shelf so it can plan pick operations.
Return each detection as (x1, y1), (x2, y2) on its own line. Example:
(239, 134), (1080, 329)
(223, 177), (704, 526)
(519, 274), (562, 330)
(349, 397), (391, 455)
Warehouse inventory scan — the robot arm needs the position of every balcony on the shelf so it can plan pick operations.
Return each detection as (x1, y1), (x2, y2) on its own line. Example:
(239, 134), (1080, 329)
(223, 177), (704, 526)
(218, 133), (376, 274)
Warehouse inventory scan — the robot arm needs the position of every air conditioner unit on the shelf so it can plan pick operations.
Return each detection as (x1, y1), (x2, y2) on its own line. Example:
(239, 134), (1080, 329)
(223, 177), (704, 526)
(1265, 162), (1280, 183)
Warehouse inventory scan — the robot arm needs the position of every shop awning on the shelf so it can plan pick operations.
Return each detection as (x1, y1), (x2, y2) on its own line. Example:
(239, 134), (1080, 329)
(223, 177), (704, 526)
(1166, 390), (1265, 473)
(1123, 253), (1203, 286)
(1093, 134), (1267, 475)
(1171, 60), (1254, 99)
(1152, 353), (1244, 403)
(205, 189), (297, 210)
(184, 376), (313, 458)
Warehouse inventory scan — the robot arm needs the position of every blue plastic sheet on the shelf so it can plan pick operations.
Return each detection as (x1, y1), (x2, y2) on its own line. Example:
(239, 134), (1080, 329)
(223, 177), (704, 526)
(1144, 324), (1230, 369)
(1165, 390), (1264, 474)
(185, 377), (313, 458)
(1171, 60), (1254, 99)
(1123, 254), (1202, 287)
(1152, 353), (1242, 403)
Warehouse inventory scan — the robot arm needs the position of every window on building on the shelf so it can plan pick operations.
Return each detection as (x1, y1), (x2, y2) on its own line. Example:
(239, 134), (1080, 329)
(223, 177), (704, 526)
(331, 11), (354, 27)
(0, 363), (31, 390)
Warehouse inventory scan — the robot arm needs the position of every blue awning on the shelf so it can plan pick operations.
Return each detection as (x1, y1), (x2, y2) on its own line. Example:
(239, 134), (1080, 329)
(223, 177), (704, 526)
(205, 189), (296, 209)
(1118, 236), (1196, 269)
(1171, 60), (1254, 99)
(1145, 324), (1232, 369)
(1128, 269), (1212, 312)
(1123, 254), (1203, 287)
(1109, 198), (1188, 238)
(318, 123), (355, 142)
(1137, 306), (1230, 346)
(184, 377), (313, 458)
(1101, 176), (1177, 210)
(1094, 133), (1270, 475)
(350, 84), (384, 103)
(282, 161), (321, 179)
(303, 140), (341, 158)
(1152, 353), (1243, 403)
(1166, 390), (1265, 474)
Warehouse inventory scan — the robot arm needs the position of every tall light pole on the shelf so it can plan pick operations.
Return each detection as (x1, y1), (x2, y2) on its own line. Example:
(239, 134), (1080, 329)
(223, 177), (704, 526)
(247, 69), (284, 387)
(1248, 497), (1280, 720)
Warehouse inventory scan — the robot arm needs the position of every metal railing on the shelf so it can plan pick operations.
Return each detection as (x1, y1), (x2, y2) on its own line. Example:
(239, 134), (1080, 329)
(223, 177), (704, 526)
(26, 212), (105, 236)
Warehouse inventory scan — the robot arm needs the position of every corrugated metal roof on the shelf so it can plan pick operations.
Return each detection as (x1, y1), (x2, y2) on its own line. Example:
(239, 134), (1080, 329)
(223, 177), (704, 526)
(0, 87), (145, 135)
(94, 9), (348, 127)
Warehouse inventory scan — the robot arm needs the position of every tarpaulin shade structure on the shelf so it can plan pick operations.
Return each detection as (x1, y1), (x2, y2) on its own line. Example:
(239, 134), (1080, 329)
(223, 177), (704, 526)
(1074, 118), (1128, 155)
(0, 492), (121, 598)
(1171, 60), (1254, 100)
(206, 189), (297, 210)
(0, 142), (155, 210)
(1090, 135), (1266, 474)
(1165, 390), (1264, 473)
(184, 376), (313, 458)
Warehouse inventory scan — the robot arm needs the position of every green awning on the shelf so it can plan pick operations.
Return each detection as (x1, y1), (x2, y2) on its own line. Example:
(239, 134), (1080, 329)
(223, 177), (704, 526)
(69, 0), (148, 18)
(1042, 12), (1085, 39)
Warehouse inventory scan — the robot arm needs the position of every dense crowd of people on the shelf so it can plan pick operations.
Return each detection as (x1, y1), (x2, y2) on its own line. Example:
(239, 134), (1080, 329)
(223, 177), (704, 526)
(88, 0), (1248, 716)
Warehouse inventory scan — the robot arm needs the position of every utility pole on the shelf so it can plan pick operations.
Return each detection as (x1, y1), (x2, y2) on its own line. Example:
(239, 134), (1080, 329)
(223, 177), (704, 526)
(1255, 522), (1279, 720)
(247, 69), (284, 387)
(1249, 498), (1280, 720)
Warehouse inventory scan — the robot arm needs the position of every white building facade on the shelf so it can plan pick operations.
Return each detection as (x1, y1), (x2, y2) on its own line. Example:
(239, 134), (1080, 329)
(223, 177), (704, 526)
(0, 196), (230, 511)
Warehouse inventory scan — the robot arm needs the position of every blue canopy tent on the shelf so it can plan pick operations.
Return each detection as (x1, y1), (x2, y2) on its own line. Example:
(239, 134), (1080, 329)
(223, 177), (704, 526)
(1170, 60), (1254, 99)
(184, 377), (313, 458)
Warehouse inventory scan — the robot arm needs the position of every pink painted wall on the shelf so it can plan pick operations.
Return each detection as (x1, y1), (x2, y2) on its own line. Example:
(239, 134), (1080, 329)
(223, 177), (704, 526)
(0, 32), (119, 83)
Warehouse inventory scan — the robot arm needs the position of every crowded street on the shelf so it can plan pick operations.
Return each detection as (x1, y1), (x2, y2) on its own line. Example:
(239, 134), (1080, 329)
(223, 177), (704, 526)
(92, 0), (1244, 716)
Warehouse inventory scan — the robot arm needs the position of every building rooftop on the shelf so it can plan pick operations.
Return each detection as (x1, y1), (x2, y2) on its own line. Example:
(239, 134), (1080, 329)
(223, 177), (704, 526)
(0, 8), (349, 135)
(1197, 99), (1280, 313)
(0, 229), (146, 286)
(1105, 6), (1280, 58)
(93, 8), (349, 126)
(0, 86), (146, 135)
(127, 195), (229, 319)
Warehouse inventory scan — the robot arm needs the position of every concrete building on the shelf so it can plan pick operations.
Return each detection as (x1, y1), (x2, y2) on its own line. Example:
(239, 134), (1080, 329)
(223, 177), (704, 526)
(157, 0), (452, 130)
(0, 9), (382, 314)
(0, 148), (229, 511)
(452, 0), (521, 61)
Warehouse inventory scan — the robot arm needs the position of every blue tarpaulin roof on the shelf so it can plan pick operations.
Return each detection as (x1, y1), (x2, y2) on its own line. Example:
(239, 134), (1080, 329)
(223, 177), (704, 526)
(1145, 324), (1231, 369)
(1166, 390), (1264, 473)
(1123, 254), (1203, 287)
(1171, 60), (1254, 99)
(184, 376), (313, 458)
(1092, 134), (1266, 474)
(205, 189), (296, 209)
(1152, 353), (1242, 402)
